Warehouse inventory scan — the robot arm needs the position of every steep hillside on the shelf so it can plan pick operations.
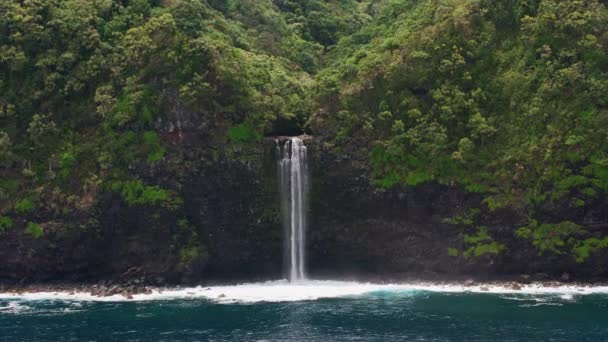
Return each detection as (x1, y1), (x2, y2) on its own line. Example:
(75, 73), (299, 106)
(312, 0), (608, 263)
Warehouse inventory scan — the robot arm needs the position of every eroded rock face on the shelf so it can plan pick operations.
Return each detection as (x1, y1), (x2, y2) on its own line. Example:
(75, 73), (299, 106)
(0, 122), (285, 285)
(305, 139), (478, 280)
(1, 130), (608, 285)
(302, 137), (608, 282)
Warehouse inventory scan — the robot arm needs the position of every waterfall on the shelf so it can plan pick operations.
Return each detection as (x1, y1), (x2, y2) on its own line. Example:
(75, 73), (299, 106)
(278, 137), (308, 282)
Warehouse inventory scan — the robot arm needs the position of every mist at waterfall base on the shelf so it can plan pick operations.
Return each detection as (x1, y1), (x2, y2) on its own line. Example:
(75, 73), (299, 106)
(5, 138), (608, 341)
(3, 287), (608, 341)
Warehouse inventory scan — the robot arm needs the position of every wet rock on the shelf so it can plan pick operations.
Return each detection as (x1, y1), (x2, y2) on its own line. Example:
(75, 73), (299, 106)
(510, 283), (522, 291)
(480, 286), (489, 292)
(107, 285), (121, 296)
(155, 277), (166, 286)
(561, 273), (571, 282)
(464, 279), (475, 287)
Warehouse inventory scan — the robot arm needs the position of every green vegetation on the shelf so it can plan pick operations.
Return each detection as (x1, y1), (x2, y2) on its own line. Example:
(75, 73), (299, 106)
(463, 227), (505, 258)
(515, 220), (608, 262)
(573, 238), (608, 263)
(0, 216), (13, 232)
(515, 220), (585, 255)
(110, 180), (180, 209)
(228, 122), (262, 144)
(1, 0), (607, 264)
(14, 199), (34, 214)
(442, 209), (480, 226)
(318, 0), (608, 212)
(313, 0), (608, 259)
(25, 222), (44, 238)
(179, 244), (206, 264)
(174, 218), (208, 268)
(447, 247), (459, 257)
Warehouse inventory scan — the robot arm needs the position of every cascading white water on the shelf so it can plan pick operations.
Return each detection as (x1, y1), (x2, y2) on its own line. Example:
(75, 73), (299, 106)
(278, 137), (308, 282)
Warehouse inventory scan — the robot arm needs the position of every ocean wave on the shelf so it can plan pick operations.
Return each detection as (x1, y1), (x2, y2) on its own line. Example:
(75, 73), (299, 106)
(0, 300), (87, 315)
(0, 280), (607, 304)
(0, 301), (29, 314)
(519, 302), (564, 307)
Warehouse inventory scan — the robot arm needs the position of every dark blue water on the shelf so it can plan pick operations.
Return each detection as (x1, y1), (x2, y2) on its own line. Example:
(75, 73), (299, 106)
(1, 291), (608, 341)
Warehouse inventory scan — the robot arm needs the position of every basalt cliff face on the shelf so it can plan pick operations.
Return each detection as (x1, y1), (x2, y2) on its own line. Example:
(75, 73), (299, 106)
(306, 139), (608, 282)
(1, 129), (607, 285)
(0, 107), (284, 284)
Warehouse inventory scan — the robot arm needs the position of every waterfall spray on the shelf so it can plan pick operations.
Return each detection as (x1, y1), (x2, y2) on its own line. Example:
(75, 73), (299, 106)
(279, 137), (308, 282)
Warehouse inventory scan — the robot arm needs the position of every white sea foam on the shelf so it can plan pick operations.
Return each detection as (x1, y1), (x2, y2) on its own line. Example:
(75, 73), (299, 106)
(519, 302), (564, 307)
(1, 280), (608, 303)
(560, 294), (576, 301)
(0, 300), (87, 315)
(0, 301), (29, 313)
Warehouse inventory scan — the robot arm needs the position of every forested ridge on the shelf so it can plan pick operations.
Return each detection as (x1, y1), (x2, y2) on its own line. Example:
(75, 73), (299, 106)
(1, 0), (608, 278)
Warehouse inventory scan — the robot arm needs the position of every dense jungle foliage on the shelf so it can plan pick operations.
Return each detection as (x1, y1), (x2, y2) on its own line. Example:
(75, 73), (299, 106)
(0, 0), (607, 265)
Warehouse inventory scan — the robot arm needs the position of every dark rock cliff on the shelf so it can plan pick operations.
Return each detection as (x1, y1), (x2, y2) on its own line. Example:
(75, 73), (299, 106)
(305, 139), (608, 282)
(1, 130), (607, 285)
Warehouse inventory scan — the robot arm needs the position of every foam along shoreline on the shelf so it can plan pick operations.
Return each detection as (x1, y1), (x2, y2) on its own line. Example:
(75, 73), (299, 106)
(1, 280), (608, 303)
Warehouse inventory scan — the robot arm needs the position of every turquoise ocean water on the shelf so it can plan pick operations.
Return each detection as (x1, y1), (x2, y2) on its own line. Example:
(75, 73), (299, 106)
(1, 287), (608, 341)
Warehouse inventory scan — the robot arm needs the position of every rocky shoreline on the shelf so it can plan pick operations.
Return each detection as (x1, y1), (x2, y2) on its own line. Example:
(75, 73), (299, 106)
(2, 276), (608, 300)
(0, 281), (157, 300)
